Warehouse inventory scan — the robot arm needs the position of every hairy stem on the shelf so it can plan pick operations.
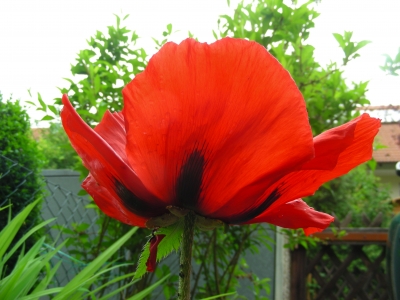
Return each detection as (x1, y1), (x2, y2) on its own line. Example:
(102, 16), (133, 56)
(179, 212), (196, 300)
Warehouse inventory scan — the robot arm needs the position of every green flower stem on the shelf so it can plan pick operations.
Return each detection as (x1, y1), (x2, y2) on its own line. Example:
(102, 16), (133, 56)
(179, 211), (196, 300)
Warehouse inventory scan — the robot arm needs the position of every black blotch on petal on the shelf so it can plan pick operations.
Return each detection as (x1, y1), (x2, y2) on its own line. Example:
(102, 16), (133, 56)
(227, 188), (281, 224)
(175, 150), (205, 210)
(114, 179), (161, 218)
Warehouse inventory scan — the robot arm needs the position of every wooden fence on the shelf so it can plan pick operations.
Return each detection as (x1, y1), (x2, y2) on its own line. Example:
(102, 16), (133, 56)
(290, 213), (390, 300)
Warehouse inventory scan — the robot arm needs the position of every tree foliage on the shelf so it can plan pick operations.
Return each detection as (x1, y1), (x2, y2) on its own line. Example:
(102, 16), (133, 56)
(307, 164), (392, 227)
(36, 123), (77, 169)
(381, 47), (400, 76)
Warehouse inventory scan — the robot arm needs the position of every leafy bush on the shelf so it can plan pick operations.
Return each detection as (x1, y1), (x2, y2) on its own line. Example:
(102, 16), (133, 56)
(0, 92), (44, 272)
(306, 164), (392, 228)
(36, 123), (77, 169)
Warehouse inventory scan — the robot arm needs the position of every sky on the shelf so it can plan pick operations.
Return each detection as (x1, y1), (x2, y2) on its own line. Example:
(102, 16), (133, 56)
(0, 0), (399, 126)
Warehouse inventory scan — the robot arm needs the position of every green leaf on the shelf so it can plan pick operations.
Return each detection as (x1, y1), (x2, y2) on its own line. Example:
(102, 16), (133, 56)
(166, 23), (172, 34)
(0, 200), (39, 259)
(37, 92), (47, 111)
(212, 30), (218, 40)
(19, 288), (63, 300)
(200, 292), (237, 299)
(0, 204), (12, 212)
(126, 274), (170, 300)
(394, 48), (400, 63)
(53, 227), (138, 300)
(2, 218), (56, 265)
(87, 269), (138, 299)
(47, 105), (58, 115)
(354, 40), (371, 52)
(41, 115), (54, 121)
(333, 33), (345, 48)
(135, 219), (184, 278)
(156, 218), (184, 258)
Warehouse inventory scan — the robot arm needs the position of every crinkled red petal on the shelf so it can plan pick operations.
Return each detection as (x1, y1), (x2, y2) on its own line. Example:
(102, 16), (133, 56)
(243, 199), (334, 234)
(146, 234), (166, 272)
(82, 174), (148, 227)
(61, 95), (166, 221)
(122, 38), (314, 217)
(247, 114), (380, 225)
(94, 110), (128, 162)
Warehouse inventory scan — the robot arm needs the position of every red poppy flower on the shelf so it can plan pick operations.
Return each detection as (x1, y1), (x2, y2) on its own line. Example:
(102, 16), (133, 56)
(61, 38), (380, 236)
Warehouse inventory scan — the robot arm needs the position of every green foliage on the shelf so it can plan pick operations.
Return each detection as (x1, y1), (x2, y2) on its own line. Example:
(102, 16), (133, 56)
(0, 93), (44, 273)
(332, 31), (371, 65)
(0, 200), (61, 300)
(36, 123), (78, 169)
(0, 200), (168, 300)
(192, 224), (274, 299)
(153, 23), (174, 50)
(200, 292), (238, 299)
(31, 14), (148, 126)
(250, 275), (271, 300)
(281, 228), (319, 251)
(53, 214), (180, 298)
(381, 47), (400, 76)
(305, 164), (392, 227)
(135, 219), (183, 279)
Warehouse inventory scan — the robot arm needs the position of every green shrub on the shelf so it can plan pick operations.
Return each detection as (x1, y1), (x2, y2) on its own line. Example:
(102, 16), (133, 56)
(306, 164), (393, 227)
(0, 92), (44, 272)
(36, 123), (77, 169)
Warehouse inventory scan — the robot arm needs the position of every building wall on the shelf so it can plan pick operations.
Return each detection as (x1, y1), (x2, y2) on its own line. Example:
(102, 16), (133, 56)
(374, 166), (400, 199)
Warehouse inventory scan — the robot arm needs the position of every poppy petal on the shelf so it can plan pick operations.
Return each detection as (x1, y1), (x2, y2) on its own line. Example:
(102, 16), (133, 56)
(82, 174), (149, 227)
(122, 38), (314, 215)
(247, 113), (380, 223)
(303, 227), (325, 236)
(243, 199), (334, 235)
(61, 95), (166, 218)
(146, 234), (166, 272)
(94, 110), (128, 162)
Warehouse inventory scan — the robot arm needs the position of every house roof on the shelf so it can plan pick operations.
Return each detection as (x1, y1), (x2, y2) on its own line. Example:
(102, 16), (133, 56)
(373, 122), (400, 163)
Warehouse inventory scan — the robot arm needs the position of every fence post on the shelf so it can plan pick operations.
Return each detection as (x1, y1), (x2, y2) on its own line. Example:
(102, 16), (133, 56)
(290, 245), (307, 300)
(387, 213), (400, 300)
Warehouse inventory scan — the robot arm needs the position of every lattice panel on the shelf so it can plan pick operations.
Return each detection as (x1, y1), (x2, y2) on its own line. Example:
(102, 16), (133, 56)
(306, 244), (388, 300)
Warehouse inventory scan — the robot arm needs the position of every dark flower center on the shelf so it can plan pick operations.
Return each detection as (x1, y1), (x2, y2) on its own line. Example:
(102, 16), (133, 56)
(175, 149), (206, 210)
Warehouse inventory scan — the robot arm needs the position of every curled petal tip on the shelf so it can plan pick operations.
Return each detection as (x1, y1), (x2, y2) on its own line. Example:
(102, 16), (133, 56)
(146, 234), (166, 272)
